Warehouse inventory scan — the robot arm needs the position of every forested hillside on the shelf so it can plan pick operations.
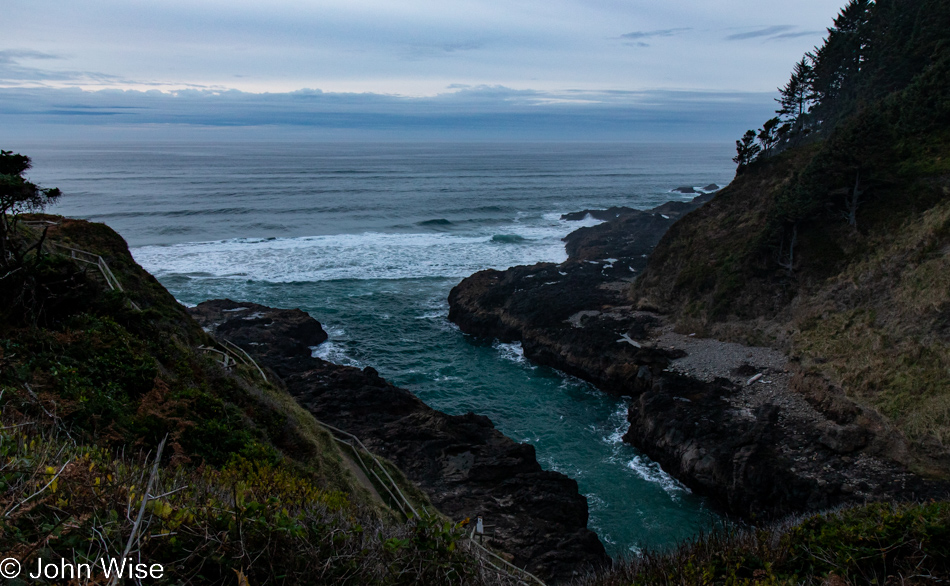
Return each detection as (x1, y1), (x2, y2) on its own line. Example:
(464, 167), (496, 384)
(632, 0), (950, 473)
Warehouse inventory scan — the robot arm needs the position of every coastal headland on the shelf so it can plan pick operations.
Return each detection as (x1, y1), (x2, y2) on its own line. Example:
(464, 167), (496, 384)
(448, 187), (950, 521)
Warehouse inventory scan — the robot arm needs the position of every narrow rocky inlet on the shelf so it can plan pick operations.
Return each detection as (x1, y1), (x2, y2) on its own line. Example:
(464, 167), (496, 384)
(447, 199), (950, 520)
(189, 300), (609, 583)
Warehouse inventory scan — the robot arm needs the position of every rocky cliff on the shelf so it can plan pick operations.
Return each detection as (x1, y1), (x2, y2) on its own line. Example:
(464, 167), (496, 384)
(448, 0), (950, 534)
(189, 300), (608, 583)
(448, 198), (950, 521)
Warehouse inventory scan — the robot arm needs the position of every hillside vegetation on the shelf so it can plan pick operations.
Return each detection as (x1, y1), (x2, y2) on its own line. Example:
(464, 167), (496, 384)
(580, 501), (950, 585)
(0, 211), (507, 584)
(632, 0), (950, 473)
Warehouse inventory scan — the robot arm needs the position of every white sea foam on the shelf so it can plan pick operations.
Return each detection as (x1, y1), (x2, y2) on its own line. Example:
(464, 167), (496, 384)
(133, 223), (573, 282)
(543, 211), (605, 229)
(602, 402), (687, 498)
(626, 454), (686, 497)
(433, 375), (462, 382)
(603, 402), (632, 445)
(310, 325), (364, 368)
(493, 341), (527, 365)
(414, 311), (445, 320)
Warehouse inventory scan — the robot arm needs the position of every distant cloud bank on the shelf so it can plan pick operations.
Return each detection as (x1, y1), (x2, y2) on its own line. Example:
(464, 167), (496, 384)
(0, 85), (778, 143)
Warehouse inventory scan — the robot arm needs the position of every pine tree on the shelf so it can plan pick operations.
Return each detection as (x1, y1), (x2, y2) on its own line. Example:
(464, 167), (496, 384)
(777, 57), (816, 120)
(809, 0), (873, 123)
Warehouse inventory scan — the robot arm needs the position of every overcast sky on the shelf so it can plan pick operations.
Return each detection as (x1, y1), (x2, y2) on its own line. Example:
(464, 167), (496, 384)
(2, 0), (846, 141)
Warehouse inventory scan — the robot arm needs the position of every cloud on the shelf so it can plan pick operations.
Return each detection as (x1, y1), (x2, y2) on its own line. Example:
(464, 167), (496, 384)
(0, 49), (63, 64)
(441, 41), (483, 53)
(400, 40), (484, 61)
(769, 30), (824, 40)
(0, 47), (230, 90)
(2, 0), (847, 99)
(725, 25), (796, 41)
(619, 28), (690, 47)
(0, 49), (130, 86)
(621, 28), (691, 41)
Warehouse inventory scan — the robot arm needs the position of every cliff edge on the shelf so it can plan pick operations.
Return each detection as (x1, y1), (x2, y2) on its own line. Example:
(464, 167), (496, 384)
(448, 0), (950, 520)
(189, 299), (608, 582)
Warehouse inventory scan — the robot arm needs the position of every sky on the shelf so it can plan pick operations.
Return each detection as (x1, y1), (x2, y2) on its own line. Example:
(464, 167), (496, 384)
(2, 0), (846, 142)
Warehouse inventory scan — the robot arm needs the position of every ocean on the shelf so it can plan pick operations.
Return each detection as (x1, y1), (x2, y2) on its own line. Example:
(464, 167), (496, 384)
(25, 140), (735, 557)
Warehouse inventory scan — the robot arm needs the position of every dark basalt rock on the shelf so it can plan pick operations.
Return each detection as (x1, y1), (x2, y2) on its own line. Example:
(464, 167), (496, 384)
(621, 371), (945, 519)
(560, 194), (713, 265)
(189, 299), (608, 583)
(190, 299), (328, 358)
(448, 197), (709, 394)
(448, 196), (950, 521)
(623, 375), (817, 517)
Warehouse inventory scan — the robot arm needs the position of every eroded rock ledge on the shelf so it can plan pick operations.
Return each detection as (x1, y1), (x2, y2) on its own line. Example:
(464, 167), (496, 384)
(448, 201), (949, 520)
(188, 300), (607, 583)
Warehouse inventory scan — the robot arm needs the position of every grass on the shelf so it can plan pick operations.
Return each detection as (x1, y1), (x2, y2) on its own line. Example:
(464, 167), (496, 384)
(791, 199), (950, 455)
(575, 502), (950, 585)
(0, 216), (512, 584)
(0, 424), (512, 585)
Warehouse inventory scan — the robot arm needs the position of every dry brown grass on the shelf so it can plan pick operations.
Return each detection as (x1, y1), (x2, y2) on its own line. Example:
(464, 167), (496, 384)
(791, 200), (950, 454)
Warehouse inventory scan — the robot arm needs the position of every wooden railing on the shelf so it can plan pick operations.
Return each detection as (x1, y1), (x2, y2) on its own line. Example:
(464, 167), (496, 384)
(54, 244), (141, 311)
(221, 339), (268, 382)
(316, 419), (420, 519)
(197, 345), (236, 369)
(20, 219), (61, 229)
(198, 339), (270, 383)
(466, 528), (547, 586)
(314, 421), (544, 584)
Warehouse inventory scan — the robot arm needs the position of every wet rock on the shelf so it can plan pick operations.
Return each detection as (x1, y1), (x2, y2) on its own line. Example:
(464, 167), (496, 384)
(448, 197), (950, 521)
(624, 375), (819, 518)
(188, 298), (328, 356)
(190, 299), (608, 583)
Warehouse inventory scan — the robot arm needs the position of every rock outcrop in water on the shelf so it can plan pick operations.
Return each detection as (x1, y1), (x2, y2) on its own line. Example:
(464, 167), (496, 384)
(189, 299), (608, 583)
(447, 197), (950, 520)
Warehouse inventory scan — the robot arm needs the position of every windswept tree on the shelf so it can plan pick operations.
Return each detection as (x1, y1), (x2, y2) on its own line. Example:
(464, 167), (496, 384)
(0, 151), (82, 325)
(733, 130), (761, 171)
(0, 150), (62, 271)
(757, 117), (786, 158)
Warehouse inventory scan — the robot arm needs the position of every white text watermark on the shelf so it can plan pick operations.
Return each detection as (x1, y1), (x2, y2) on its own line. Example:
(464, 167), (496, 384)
(0, 557), (164, 580)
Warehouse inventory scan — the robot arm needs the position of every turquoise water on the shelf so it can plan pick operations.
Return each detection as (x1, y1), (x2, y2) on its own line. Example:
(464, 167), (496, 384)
(25, 141), (732, 556)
